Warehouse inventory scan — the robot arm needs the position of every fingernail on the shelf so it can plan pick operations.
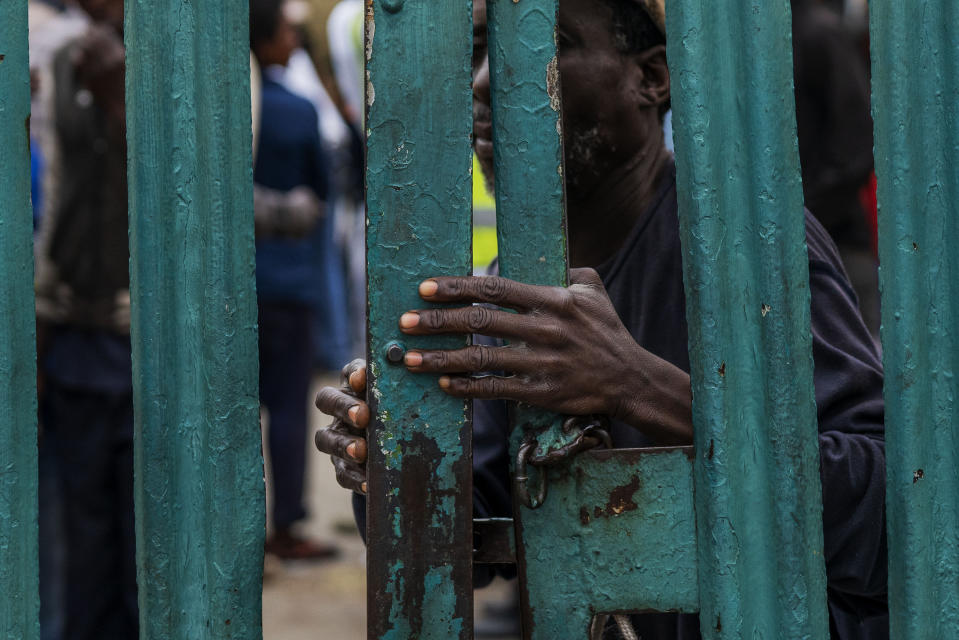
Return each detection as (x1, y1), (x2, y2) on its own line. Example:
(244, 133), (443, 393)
(439, 376), (451, 389)
(360, 482), (368, 494)
(404, 351), (423, 367)
(399, 312), (420, 329)
(419, 280), (438, 297)
(346, 442), (357, 459)
(348, 405), (360, 423)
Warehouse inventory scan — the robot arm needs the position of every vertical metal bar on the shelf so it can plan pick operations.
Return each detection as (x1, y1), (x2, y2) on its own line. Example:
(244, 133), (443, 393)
(124, 1), (264, 637)
(364, 0), (474, 637)
(871, 3), (959, 637)
(665, 1), (829, 637)
(485, 0), (574, 636)
(488, 0), (567, 286)
(0, 2), (40, 638)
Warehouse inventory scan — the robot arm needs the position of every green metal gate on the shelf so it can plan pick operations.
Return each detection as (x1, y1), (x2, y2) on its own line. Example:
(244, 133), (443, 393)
(363, 0), (959, 638)
(1, 0), (958, 638)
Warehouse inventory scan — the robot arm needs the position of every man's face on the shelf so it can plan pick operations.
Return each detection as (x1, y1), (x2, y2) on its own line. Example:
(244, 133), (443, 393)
(256, 15), (300, 68)
(472, 0), (660, 199)
(77, 0), (124, 33)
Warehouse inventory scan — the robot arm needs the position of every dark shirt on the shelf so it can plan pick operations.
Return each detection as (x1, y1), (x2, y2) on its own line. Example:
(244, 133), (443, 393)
(39, 38), (133, 394)
(254, 75), (331, 306)
(356, 164), (887, 638)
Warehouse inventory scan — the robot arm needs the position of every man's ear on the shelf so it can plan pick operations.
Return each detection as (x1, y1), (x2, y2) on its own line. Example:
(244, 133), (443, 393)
(635, 44), (670, 109)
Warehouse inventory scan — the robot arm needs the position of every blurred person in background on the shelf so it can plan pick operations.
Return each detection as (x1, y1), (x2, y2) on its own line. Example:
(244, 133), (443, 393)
(282, 0), (358, 368)
(251, 0), (341, 560)
(326, 0), (369, 357)
(30, 5), (92, 639)
(791, 0), (879, 337)
(33, 0), (138, 637)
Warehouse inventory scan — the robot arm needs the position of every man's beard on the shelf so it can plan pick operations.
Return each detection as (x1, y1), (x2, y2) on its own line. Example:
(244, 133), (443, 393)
(473, 105), (610, 202)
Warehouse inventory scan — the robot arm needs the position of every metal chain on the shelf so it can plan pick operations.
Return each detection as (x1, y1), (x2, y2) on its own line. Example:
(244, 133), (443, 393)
(514, 415), (613, 509)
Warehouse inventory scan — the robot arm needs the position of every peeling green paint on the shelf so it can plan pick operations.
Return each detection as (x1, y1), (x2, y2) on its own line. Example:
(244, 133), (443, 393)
(421, 566), (465, 639)
(0, 3), (39, 638)
(666, 1), (829, 637)
(870, 3), (959, 638)
(125, 1), (264, 637)
(365, 0), (474, 637)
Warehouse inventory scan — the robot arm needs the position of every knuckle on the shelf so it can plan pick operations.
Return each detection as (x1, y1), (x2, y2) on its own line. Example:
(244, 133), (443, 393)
(570, 267), (601, 286)
(539, 321), (565, 345)
(554, 287), (576, 313)
(314, 427), (335, 453)
(474, 375), (502, 397)
(443, 277), (466, 298)
(314, 387), (337, 412)
(342, 358), (366, 380)
(419, 310), (444, 331)
(478, 276), (509, 301)
(432, 350), (452, 370)
(466, 305), (494, 332)
(467, 346), (492, 371)
(333, 462), (351, 487)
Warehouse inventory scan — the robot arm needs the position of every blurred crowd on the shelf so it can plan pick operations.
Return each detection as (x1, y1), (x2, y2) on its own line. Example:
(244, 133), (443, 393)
(25, 0), (879, 637)
(28, 0), (367, 638)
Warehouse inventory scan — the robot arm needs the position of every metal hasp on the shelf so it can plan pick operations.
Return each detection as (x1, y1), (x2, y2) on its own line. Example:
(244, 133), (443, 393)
(666, 1), (829, 637)
(364, 0), (475, 637)
(871, 3), (959, 638)
(124, 2), (265, 637)
(0, 2), (40, 638)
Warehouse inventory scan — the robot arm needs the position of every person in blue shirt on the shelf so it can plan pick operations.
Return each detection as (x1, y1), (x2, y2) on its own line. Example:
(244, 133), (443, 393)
(251, 0), (339, 560)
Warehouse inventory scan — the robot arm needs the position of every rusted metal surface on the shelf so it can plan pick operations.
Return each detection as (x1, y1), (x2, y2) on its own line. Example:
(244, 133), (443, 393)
(364, 0), (475, 636)
(516, 447), (699, 638)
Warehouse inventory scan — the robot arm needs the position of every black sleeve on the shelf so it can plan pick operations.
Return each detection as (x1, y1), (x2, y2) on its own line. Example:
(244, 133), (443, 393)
(805, 212), (887, 603)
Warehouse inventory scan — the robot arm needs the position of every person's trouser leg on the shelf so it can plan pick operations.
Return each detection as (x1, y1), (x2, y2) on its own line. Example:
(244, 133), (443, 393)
(47, 382), (138, 640)
(259, 302), (312, 529)
(38, 423), (65, 640)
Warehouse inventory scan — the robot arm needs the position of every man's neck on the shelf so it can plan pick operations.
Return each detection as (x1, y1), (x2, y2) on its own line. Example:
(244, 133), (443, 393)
(566, 144), (671, 269)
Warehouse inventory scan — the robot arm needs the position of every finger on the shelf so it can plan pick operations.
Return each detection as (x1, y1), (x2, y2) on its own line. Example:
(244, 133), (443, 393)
(437, 374), (527, 401)
(404, 345), (531, 375)
(418, 276), (565, 312)
(340, 359), (367, 392)
(399, 305), (555, 342)
(569, 267), (603, 287)
(333, 456), (368, 494)
(315, 426), (368, 463)
(315, 386), (370, 428)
